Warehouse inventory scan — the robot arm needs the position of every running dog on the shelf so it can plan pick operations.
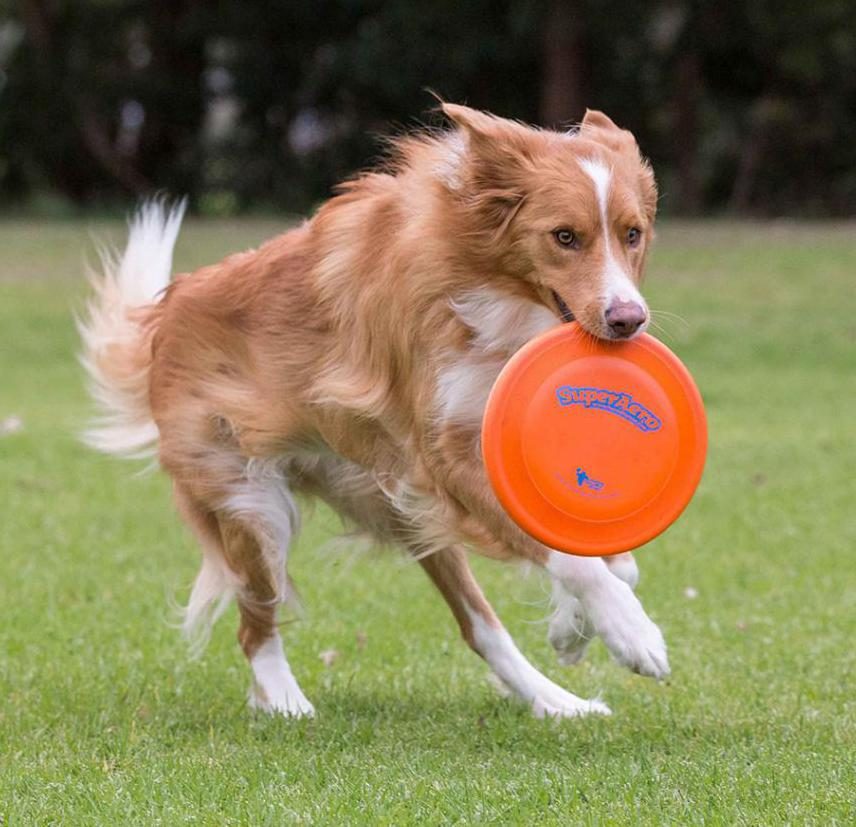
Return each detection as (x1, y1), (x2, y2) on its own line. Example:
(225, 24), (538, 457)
(80, 104), (666, 719)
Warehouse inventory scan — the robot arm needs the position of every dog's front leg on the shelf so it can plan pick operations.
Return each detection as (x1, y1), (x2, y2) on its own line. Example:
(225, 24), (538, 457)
(416, 546), (610, 718)
(545, 552), (668, 679)
(548, 552), (639, 666)
(428, 431), (669, 680)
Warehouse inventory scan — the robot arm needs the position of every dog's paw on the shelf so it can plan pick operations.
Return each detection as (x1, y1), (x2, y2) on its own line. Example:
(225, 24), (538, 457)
(249, 682), (316, 718)
(582, 579), (669, 679)
(531, 686), (612, 719)
(548, 595), (595, 666)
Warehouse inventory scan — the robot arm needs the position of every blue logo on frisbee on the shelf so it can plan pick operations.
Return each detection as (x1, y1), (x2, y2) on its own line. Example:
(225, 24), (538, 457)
(575, 467), (604, 491)
(555, 386), (662, 433)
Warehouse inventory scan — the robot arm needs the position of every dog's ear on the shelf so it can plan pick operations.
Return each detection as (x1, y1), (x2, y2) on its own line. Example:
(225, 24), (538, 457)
(580, 109), (639, 155)
(441, 103), (535, 161)
(441, 103), (499, 137)
(582, 109), (657, 222)
(441, 103), (533, 236)
(441, 103), (517, 135)
(581, 109), (622, 133)
(638, 160), (658, 224)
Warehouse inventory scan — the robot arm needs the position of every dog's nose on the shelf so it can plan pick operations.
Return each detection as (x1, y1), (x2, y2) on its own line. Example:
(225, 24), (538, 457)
(605, 300), (647, 338)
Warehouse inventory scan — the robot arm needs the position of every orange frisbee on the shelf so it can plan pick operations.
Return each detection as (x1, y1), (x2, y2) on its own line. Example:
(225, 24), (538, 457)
(482, 323), (707, 556)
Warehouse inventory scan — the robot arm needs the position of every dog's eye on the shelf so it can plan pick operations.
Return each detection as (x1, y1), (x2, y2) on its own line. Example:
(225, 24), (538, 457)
(627, 227), (642, 247)
(553, 229), (579, 249)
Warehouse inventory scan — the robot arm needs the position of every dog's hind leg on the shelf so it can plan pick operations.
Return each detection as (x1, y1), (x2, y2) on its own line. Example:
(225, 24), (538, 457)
(417, 546), (611, 719)
(175, 474), (313, 718)
(218, 514), (314, 718)
(174, 483), (240, 653)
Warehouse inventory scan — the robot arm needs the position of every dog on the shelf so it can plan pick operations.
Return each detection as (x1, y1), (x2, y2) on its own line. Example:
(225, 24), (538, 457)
(80, 103), (666, 719)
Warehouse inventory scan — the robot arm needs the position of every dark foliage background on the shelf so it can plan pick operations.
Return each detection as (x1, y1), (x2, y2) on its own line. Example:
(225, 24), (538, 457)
(2, 0), (855, 215)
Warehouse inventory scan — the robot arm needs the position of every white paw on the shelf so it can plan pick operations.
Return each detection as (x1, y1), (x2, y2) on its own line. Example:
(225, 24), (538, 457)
(582, 579), (670, 679)
(531, 686), (612, 719)
(249, 683), (316, 718)
(548, 595), (595, 666)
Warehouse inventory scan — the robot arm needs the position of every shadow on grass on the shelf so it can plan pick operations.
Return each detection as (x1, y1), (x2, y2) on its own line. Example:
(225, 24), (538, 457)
(133, 682), (704, 761)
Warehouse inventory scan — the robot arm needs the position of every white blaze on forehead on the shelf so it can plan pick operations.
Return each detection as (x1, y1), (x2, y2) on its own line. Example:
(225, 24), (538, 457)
(579, 158), (612, 215)
(578, 158), (646, 310)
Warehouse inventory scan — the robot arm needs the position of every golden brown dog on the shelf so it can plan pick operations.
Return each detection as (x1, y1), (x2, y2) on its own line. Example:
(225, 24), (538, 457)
(80, 104), (667, 718)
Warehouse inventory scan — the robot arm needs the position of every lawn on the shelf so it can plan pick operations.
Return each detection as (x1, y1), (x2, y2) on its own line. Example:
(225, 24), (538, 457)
(1, 217), (854, 824)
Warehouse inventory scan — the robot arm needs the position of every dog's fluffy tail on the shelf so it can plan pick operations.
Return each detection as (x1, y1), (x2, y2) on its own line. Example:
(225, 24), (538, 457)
(78, 199), (186, 458)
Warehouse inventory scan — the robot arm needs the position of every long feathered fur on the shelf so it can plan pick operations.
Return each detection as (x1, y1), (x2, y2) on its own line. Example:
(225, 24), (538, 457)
(78, 199), (239, 648)
(78, 199), (186, 458)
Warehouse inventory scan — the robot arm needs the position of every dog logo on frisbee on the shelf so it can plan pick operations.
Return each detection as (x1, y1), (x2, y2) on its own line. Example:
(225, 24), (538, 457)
(554, 466), (616, 500)
(575, 467), (604, 491)
(555, 385), (662, 433)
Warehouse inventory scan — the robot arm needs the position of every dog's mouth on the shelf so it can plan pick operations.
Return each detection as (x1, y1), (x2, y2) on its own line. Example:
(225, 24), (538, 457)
(551, 290), (575, 323)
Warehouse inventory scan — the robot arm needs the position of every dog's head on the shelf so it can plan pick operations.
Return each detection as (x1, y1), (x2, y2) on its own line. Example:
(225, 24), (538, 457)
(442, 104), (657, 341)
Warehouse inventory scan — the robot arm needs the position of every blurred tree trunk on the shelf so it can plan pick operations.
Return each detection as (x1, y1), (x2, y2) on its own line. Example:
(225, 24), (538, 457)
(19, 0), (52, 59)
(137, 0), (207, 196)
(674, 49), (701, 214)
(20, 0), (152, 200)
(729, 96), (776, 213)
(540, 0), (590, 128)
(19, 0), (90, 201)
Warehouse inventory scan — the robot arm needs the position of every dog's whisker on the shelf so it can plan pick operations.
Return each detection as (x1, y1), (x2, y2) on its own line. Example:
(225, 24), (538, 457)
(650, 308), (690, 328)
(647, 319), (676, 343)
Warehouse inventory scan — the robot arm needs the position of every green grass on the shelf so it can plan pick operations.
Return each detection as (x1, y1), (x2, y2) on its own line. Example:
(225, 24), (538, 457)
(1, 217), (855, 824)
